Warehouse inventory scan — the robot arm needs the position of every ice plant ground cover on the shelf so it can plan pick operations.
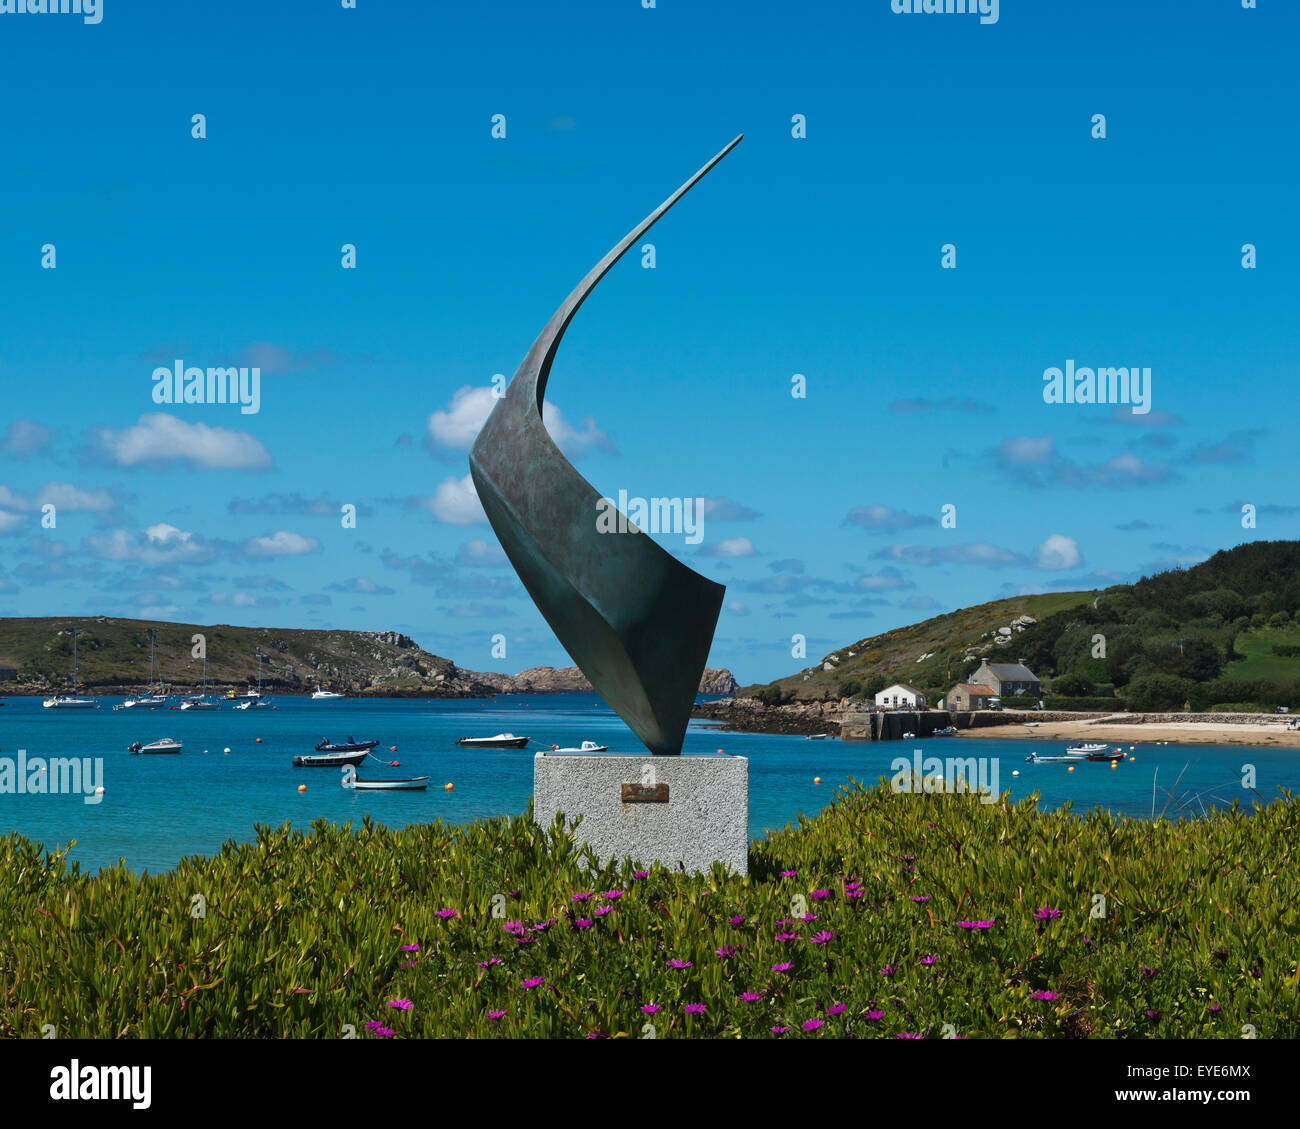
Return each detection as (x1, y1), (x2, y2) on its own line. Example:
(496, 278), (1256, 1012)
(1, 780), (1297, 1038)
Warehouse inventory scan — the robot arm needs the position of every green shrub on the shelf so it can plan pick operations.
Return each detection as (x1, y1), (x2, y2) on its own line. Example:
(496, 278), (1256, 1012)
(3, 785), (1297, 1039)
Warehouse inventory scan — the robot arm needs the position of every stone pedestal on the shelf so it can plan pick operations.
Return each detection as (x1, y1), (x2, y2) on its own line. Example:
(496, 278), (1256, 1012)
(533, 752), (749, 875)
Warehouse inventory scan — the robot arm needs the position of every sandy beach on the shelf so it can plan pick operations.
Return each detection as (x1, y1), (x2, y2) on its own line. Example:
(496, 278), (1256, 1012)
(959, 719), (1300, 749)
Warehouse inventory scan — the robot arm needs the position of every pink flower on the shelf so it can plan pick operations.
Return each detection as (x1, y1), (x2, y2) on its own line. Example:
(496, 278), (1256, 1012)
(739, 991), (765, 1002)
(571, 891), (594, 902)
(811, 889), (830, 900)
(641, 1004), (661, 1015)
(775, 932), (799, 942)
(476, 958), (502, 968)
(866, 1009), (884, 1020)
(826, 1003), (846, 1015)
(574, 918), (593, 930)
(593, 905), (612, 917)
(488, 1009), (507, 1019)
(436, 909), (459, 919)
(799, 913), (818, 923)
(772, 961), (793, 972)
(667, 959), (693, 970)
(802, 1018), (824, 1031)
(684, 1003), (706, 1015)
(401, 943), (421, 952)
(920, 955), (938, 966)
(601, 890), (624, 900)
(780, 870), (797, 878)
(386, 998), (413, 1010)
(633, 870), (650, 879)
(520, 977), (545, 990)
(770, 1026), (789, 1034)
(811, 931), (835, 945)
(879, 964), (896, 976)
(729, 915), (746, 926)
(715, 944), (737, 959)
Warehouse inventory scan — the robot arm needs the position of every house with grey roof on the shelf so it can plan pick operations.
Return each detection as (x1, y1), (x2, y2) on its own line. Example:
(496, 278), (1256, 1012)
(970, 660), (1040, 699)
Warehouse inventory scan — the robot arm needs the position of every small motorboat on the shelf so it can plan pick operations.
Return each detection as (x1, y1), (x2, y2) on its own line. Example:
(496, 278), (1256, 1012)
(806, 733), (831, 741)
(43, 694), (96, 709)
(1086, 749), (1126, 762)
(345, 775), (431, 791)
(1065, 742), (1108, 756)
(311, 688), (346, 700)
(1024, 752), (1082, 765)
(933, 726), (958, 736)
(456, 733), (530, 748)
(180, 696), (219, 711)
(902, 731), (916, 739)
(314, 736), (380, 753)
(293, 749), (369, 767)
(129, 738), (183, 754)
(234, 698), (270, 710)
(548, 740), (609, 752)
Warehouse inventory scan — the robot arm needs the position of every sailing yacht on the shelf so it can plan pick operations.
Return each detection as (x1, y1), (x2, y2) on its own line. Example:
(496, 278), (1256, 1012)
(43, 627), (96, 709)
(116, 629), (169, 710)
(180, 647), (219, 710)
(234, 657), (271, 709)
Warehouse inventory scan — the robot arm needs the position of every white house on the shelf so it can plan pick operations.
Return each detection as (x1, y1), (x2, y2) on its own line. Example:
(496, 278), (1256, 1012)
(874, 683), (927, 710)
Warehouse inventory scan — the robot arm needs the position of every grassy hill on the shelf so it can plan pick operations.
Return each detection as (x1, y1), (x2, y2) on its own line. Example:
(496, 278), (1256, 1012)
(747, 540), (1300, 713)
(0, 617), (481, 696)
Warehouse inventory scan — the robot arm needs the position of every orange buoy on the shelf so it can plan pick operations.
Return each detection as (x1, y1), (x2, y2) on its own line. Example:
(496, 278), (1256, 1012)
(1067, 765), (1075, 772)
(814, 776), (822, 784)
(444, 782), (454, 791)
(298, 784), (307, 793)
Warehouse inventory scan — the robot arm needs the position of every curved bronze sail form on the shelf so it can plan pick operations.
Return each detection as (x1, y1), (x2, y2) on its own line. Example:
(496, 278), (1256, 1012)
(470, 137), (741, 755)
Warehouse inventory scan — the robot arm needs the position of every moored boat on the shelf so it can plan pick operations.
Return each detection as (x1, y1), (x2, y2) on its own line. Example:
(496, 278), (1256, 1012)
(293, 749), (369, 768)
(548, 740), (609, 752)
(314, 736), (380, 753)
(1065, 742), (1108, 755)
(456, 733), (530, 748)
(345, 775), (431, 791)
(311, 688), (346, 700)
(128, 738), (183, 754)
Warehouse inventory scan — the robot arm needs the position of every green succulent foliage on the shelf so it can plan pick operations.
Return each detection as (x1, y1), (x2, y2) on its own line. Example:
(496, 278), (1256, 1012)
(1, 785), (1296, 1039)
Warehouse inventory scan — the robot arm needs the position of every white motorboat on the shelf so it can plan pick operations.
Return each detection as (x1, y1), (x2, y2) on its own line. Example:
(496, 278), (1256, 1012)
(234, 697), (269, 710)
(806, 733), (831, 740)
(456, 733), (530, 748)
(1024, 752), (1081, 765)
(344, 775), (431, 791)
(44, 627), (96, 709)
(128, 738), (183, 754)
(44, 694), (96, 709)
(548, 740), (609, 752)
(311, 688), (346, 700)
(1065, 742), (1108, 756)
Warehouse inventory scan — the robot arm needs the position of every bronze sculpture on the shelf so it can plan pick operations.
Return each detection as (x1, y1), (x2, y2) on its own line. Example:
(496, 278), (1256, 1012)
(470, 136), (741, 755)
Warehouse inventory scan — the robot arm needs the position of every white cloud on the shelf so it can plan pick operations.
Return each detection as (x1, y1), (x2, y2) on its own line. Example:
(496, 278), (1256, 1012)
(701, 537), (756, 558)
(1035, 533), (1082, 571)
(426, 385), (612, 458)
(0, 482), (116, 514)
(243, 530), (322, 558)
(456, 538), (508, 567)
(997, 435), (1056, 465)
(420, 475), (488, 526)
(86, 524), (217, 565)
(93, 414), (272, 470)
(0, 419), (55, 455)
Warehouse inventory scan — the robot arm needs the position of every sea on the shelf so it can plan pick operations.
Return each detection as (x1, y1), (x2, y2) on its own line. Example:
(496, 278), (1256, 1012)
(0, 693), (1294, 874)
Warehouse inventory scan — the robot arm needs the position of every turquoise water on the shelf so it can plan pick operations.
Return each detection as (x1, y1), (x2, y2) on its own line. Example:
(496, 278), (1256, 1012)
(0, 693), (1293, 874)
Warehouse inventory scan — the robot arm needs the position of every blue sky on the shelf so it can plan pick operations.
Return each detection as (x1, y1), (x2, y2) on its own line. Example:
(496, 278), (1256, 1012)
(0, 0), (1296, 684)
